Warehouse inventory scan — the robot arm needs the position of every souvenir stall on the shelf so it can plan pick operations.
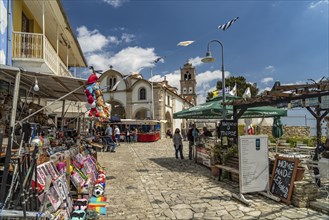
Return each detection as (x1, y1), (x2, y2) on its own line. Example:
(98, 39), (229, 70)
(0, 66), (111, 219)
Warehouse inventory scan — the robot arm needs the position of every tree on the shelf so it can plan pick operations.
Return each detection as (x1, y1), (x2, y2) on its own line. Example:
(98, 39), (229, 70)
(207, 76), (259, 101)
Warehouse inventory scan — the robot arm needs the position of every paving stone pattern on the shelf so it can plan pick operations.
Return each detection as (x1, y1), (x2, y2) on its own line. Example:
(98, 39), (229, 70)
(98, 139), (329, 220)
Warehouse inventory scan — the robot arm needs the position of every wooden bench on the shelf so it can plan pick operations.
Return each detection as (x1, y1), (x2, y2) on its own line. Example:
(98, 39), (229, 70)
(215, 156), (239, 181)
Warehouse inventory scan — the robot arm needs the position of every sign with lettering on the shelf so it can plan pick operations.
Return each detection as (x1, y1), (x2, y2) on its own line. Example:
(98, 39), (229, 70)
(239, 135), (269, 194)
(270, 156), (299, 204)
(220, 120), (237, 137)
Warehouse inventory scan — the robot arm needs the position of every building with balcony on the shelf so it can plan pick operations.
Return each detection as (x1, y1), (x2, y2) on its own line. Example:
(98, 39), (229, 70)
(1, 0), (87, 75)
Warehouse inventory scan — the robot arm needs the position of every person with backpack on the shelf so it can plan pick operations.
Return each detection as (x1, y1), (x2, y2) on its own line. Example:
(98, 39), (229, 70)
(187, 124), (199, 160)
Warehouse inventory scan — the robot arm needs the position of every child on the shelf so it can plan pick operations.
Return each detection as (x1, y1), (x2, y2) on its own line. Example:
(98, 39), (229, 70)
(173, 128), (184, 159)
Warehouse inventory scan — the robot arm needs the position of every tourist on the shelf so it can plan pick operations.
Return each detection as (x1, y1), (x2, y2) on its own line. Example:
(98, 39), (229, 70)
(114, 125), (121, 146)
(187, 124), (199, 160)
(125, 125), (131, 143)
(202, 127), (212, 137)
(166, 129), (173, 138)
(173, 128), (184, 159)
(105, 124), (116, 152)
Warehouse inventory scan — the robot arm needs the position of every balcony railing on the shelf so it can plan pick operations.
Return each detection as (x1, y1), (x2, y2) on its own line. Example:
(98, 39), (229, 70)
(12, 32), (72, 77)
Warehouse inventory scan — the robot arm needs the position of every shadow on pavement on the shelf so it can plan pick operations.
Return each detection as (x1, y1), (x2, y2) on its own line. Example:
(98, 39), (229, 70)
(148, 157), (212, 178)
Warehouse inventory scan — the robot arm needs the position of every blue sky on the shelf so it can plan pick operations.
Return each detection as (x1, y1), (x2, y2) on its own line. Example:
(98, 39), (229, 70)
(62, 0), (328, 105)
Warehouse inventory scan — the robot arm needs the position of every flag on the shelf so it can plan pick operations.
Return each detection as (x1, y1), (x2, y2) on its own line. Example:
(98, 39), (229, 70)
(153, 57), (165, 64)
(212, 87), (230, 97)
(177, 41), (195, 46)
(212, 90), (219, 97)
(229, 83), (237, 96)
(217, 17), (239, 31)
(242, 87), (251, 99)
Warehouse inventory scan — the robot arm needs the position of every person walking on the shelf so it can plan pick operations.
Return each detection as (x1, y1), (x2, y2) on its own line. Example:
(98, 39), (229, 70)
(125, 125), (131, 143)
(104, 124), (116, 152)
(114, 125), (121, 146)
(173, 128), (184, 159)
(187, 124), (199, 160)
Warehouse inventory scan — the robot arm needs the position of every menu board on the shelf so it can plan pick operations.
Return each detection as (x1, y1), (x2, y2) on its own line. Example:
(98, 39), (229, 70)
(239, 135), (269, 194)
(220, 120), (238, 137)
(270, 156), (299, 204)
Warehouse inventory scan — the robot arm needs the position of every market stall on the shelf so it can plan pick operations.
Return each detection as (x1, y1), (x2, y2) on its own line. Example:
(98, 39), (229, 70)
(0, 65), (110, 219)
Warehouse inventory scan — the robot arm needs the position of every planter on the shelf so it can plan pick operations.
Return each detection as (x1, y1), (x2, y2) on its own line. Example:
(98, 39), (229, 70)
(211, 165), (220, 177)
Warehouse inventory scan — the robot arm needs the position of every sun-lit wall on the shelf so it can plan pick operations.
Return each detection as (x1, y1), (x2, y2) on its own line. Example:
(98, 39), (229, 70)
(12, 0), (41, 33)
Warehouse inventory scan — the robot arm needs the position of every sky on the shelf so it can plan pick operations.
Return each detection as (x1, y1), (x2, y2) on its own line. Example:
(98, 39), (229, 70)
(62, 0), (328, 133)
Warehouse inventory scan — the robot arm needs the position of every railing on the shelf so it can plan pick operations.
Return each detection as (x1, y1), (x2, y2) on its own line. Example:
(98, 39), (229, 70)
(12, 32), (43, 59)
(12, 32), (71, 77)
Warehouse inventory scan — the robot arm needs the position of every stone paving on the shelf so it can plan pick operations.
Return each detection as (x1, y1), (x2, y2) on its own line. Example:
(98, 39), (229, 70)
(98, 139), (329, 220)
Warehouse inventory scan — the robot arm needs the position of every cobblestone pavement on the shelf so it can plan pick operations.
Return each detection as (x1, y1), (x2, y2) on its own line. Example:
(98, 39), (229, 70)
(98, 139), (329, 220)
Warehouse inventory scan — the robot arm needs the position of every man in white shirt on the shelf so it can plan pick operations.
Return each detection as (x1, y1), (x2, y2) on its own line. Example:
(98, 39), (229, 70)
(114, 125), (120, 146)
(105, 124), (116, 152)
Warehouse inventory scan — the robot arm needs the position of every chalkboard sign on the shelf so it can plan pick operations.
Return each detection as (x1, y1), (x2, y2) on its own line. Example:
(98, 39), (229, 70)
(220, 120), (237, 137)
(270, 156), (299, 204)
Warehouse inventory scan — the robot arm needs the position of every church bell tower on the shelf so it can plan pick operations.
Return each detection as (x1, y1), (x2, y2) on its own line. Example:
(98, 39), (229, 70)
(180, 62), (197, 105)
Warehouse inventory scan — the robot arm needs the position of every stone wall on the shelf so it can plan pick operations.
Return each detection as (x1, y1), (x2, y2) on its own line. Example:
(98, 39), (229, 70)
(292, 166), (318, 208)
(258, 126), (311, 138)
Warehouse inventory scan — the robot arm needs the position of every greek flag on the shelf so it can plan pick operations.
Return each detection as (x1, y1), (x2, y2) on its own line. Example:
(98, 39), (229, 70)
(217, 17), (239, 31)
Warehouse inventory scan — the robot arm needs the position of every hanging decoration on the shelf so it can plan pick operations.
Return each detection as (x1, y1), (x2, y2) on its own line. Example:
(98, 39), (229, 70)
(85, 67), (111, 119)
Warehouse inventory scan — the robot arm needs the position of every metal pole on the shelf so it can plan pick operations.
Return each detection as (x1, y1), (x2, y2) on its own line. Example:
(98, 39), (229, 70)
(151, 67), (154, 119)
(220, 42), (226, 120)
(0, 70), (21, 205)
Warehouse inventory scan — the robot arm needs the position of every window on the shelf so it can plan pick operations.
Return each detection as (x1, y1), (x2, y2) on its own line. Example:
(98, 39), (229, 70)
(167, 95), (170, 105)
(183, 88), (187, 94)
(184, 73), (188, 80)
(139, 87), (146, 100)
(108, 76), (117, 90)
(189, 87), (193, 94)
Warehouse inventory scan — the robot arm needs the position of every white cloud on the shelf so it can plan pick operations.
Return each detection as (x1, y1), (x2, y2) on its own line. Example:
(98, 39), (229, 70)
(103, 0), (128, 8)
(105, 47), (158, 74)
(121, 33), (135, 43)
(196, 70), (230, 88)
(261, 77), (274, 84)
(309, 0), (329, 9)
(0, 0), (7, 34)
(188, 56), (203, 67)
(265, 65), (275, 72)
(77, 26), (110, 53)
(107, 36), (120, 45)
(76, 26), (136, 53)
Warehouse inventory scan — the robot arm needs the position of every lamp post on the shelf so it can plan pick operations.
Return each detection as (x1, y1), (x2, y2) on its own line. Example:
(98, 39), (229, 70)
(201, 40), (226, 120)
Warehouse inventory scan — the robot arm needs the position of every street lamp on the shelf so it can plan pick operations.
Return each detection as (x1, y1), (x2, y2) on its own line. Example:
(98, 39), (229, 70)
(201, 40), (226, 119)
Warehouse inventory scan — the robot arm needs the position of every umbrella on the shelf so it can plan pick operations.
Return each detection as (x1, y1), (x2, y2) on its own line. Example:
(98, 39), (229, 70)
(272, 116), (283, 153)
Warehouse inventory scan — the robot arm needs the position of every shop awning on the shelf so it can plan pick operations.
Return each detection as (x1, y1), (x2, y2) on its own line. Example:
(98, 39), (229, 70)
(0, 65), (86, 102)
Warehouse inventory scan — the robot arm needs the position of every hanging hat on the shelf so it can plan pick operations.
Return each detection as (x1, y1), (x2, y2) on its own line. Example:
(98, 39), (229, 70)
(86, 73), (98, 85)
